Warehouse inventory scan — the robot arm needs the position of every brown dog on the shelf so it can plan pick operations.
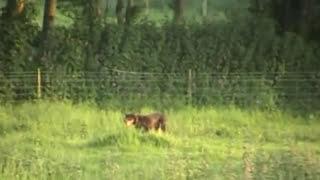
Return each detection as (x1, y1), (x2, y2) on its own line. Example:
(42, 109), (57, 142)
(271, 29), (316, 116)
(124, 112), (166, 132)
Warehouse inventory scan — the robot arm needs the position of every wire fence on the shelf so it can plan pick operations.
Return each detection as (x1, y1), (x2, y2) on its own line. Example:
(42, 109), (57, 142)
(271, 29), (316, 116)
(1, 69), (320, 107)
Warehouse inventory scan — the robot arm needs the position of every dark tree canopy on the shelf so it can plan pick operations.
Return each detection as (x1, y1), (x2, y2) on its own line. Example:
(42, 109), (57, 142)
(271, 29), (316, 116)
(250, 0), (320, 40)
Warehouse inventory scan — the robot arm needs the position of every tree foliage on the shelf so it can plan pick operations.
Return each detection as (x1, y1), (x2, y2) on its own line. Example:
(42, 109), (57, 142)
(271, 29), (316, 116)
(0, 0), (319, 106)
(2, 0), (26, 18)
(249, 0), (320, 41)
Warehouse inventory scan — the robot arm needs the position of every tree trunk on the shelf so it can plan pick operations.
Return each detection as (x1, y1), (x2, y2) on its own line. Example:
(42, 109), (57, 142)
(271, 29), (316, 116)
(116, 0), (125, 24)
(127, 0), (135, 9)
(82, 1), (104, 72)
(3, 0), (25, 18)
(173, 0), (184, 23)
(202, 0), (207, 18)
(125, 0), (135, 25)
(41, 0), (56, 64)
(42, 0), (57, 41)
(145, 0), (149, 14)
(299, 0), (313, 36)
(91, 0), (103, 17)
(249, 0), (319, 40)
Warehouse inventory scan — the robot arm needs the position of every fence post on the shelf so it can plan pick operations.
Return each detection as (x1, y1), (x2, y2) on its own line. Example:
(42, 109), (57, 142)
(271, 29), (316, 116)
(37, 68), (42, 99)
(188, 69), (193, 105)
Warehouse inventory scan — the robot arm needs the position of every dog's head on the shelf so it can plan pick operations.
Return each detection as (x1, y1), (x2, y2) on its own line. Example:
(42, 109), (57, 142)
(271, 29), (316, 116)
(124, 113), (138, 127)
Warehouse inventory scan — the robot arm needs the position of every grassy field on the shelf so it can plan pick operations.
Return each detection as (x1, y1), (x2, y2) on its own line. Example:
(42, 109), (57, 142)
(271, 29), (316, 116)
(0, 100), (320, 179)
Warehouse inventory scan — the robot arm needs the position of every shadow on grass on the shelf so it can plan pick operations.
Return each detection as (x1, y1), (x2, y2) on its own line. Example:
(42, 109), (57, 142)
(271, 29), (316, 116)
(86, 133), (171, 148)
(0, 123), (30, 137)
(138, 134), (171, 148)
(86, 134), (120, 148)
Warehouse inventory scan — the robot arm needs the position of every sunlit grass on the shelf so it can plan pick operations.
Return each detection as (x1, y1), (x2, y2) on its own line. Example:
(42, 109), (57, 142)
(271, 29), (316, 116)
(0, 100), (319, 179)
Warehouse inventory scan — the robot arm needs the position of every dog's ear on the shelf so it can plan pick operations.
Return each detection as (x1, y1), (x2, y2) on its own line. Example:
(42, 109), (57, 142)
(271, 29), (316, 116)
(124, 113), (137, 122)
(124, 113), (133, 118)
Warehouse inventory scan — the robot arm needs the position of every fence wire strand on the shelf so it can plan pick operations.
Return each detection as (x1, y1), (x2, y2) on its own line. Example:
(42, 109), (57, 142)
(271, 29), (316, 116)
(1, 70), (319, 106)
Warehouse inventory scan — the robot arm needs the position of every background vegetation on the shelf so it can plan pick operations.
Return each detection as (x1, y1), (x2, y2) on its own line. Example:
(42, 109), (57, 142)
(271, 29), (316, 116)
(0, 0), (319, 109)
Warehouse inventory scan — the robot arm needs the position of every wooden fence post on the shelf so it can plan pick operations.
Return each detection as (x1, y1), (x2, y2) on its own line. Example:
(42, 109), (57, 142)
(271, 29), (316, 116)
(188, 69), (193, 105)
(37, 68), (42, 99)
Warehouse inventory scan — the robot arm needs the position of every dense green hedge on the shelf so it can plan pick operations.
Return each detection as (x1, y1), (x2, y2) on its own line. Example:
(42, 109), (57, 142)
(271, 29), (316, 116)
(0, 15), (319, 109)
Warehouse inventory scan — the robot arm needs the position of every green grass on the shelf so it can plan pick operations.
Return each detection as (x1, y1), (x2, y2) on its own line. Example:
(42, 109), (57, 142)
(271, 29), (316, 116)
(0, 100), (319, 179)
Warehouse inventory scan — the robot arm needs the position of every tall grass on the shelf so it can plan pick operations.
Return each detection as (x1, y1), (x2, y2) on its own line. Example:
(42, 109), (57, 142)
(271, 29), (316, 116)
(0, 100), (319, 179)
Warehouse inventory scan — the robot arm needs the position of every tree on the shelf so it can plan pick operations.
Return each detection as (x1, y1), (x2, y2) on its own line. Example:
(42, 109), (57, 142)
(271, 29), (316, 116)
(202, 0), (207, 18)
(116, 0), (125, 24)
(172, 0), (184, 23)
(125, 0), (134, 24)
(42, 0), (57, 42)
(144, 0), (149, 14)
(124, 0), (144, 25)
(84, 0), (103, 70)
(250, 0), (320, 40)
(40, 0), (57, 65)
(3, 0), (25, 18)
